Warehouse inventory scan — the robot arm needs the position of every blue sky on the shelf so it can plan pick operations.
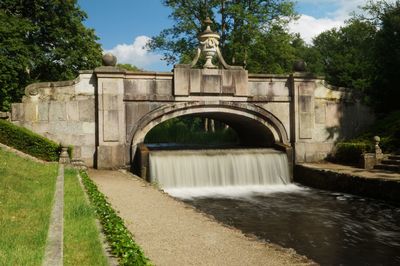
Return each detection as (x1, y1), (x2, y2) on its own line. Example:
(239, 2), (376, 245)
(77, 0), (373, 71)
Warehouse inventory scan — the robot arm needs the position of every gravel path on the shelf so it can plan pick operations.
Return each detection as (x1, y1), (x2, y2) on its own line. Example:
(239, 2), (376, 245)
(88, 169), (315, 266)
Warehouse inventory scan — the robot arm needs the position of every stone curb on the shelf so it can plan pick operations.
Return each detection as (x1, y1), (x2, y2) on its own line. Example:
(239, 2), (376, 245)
(42, 164), (64, 266)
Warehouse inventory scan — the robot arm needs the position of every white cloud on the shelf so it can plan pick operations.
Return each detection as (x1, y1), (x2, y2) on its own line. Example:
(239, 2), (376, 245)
(289, 14), (344, 43)
(105, 36), (163, 70)
(289, 0), (372, 44)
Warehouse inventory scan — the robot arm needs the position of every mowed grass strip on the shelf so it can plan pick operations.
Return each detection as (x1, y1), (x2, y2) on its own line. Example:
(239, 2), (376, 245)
(63, 168), (108, 266)
(0, 147), (58, 265)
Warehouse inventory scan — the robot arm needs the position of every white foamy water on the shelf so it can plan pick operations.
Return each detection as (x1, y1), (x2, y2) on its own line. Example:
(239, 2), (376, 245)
(165, 184), (306, 200)
(149, 148), (292, 196)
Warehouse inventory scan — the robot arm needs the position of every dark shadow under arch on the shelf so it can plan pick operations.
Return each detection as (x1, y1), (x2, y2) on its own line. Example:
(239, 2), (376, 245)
(129, 102), (289, 161)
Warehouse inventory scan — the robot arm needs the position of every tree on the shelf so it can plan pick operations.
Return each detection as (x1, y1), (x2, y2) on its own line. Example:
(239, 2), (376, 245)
(364, 0), (400, 112)
(117, 63), (142, 72)
(0, 0), (102, 111)
(309, 20), (377, 94)
(148, 0), (299, 73)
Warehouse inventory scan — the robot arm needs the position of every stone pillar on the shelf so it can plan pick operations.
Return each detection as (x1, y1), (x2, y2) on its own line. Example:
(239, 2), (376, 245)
(94, 54), (127, 169)
(290, 72), (317, 163)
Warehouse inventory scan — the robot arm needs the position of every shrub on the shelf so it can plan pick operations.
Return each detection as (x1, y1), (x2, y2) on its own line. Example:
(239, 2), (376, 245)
(332, 142), (373, 165)
(354, 111), (400, 153)
(0, 119), (60, 161)
(80, 171), (151, 266)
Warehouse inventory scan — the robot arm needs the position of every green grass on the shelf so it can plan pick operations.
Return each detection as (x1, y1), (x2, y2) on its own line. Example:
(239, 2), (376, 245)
(63, 168), (108, 266)
(0, 147), (58, 265)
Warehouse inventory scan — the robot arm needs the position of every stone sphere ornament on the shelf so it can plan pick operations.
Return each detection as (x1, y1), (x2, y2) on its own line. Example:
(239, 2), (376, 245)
(293, 60), (307, 72)
(102, 53), (117, 66)
(373, 136), (381, 142)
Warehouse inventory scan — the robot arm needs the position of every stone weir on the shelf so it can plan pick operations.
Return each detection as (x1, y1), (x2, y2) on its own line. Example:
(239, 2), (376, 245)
(10, 20), (374, 170)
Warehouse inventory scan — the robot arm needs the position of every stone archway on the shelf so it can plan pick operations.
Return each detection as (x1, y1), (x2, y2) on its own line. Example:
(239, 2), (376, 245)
(129, 101), (289, 162)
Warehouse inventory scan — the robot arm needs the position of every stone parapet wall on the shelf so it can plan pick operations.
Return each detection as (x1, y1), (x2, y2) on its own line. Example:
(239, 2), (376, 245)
(11, 72), (96, 167)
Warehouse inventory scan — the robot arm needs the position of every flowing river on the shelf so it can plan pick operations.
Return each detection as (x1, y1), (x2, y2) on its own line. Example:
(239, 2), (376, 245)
(149, 148), (400, 265)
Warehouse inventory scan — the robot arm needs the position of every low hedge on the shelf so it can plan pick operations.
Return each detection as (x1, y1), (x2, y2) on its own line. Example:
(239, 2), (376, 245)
(332, 142), (373, 165)
(0, 119), (60, 161)
(80, 171), (151, 266)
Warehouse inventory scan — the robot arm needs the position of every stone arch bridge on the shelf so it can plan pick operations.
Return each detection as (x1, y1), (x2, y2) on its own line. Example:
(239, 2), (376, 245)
(11, 62), (372, 170)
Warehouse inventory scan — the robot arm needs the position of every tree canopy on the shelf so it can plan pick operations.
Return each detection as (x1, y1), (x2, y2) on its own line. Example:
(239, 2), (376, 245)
(0, 0), (102, 111)
(302, 0), (400, 112)
(148, 0), (302, 73)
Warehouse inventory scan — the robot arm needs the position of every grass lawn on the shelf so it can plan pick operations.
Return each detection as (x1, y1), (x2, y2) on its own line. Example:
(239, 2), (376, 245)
(0, 147), (58, 265)
(63, 168), (108, 265)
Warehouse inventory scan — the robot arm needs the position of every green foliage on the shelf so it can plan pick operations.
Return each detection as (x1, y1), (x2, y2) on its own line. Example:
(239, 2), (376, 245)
(366, 1), (400, 112)
(117, 64), (143, 72)
(144, 116), (239, 145)
(332, 142), (373, 166)
(80, 171), (151, 266)
(0, 119), (60, 161)
(148, 0), (300, 73)
(352, 111), (400, 153)
(307, 20), (377, 94)
(0, 0), (102, 111)
(304, 1), (400, 113)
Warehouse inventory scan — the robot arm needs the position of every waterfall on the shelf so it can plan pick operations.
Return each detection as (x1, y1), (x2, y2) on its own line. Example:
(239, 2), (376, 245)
(149, 148), (290, 189)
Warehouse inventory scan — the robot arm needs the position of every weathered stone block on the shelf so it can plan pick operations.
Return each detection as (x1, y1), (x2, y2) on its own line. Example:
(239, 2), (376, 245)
(299, 113), (313, 139)
(325, 102), (340, 127)
(38, 102), (49, 121)
(96, 144), (125, 169)
(232, 70), (248, 96)
(103, 110), (119, 141)
(11, 103), (24, 121)
(174, 67), (190, 96)
(97, 145), (112, 169)
(315, 101), (326, 124)
(299, 95), (312, 113)
(189, 69), (201, 93)
(103, 95), (118, 110)
(66, 101), (79, 121)
(78, 99), (95, 122)
(202, 72), (221, 94)
(251, 82), (266, 95)
(49, 101), (66, 121)
(82, 122), (95, 134)
(155, 80), (173, 95)
(24, 102), (38, 121)
(81, 145), (95, 160)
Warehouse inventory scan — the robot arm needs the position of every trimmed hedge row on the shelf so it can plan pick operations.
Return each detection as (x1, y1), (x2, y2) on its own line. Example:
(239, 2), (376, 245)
(80, 171), (151, 266)
(331, 142), (373, 165)
(0, 119), (60, 161)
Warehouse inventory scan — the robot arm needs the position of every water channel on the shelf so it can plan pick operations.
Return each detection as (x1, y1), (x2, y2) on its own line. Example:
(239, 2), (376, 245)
(149, 148), (400, 265)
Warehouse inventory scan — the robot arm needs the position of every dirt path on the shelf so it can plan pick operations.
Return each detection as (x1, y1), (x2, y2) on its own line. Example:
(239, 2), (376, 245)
(88, 169), (315, 266)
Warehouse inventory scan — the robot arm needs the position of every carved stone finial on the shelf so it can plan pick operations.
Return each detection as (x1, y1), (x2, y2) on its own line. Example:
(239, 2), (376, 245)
(59, 143), (70, 164)
(198, 18), (220, 69)
(190, 18), (242, 70)
(102, 53), (117, 66)
(374, 135), (383, 160)
(293, 60), (307, 72)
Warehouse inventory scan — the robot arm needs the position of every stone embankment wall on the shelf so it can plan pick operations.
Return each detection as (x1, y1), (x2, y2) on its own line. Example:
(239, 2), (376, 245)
(295, 164), (400, 203)
(10, 64), (374, 169)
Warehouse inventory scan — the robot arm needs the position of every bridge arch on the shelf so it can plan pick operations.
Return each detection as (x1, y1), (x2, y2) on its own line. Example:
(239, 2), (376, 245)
(129, 102), (289, 158)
